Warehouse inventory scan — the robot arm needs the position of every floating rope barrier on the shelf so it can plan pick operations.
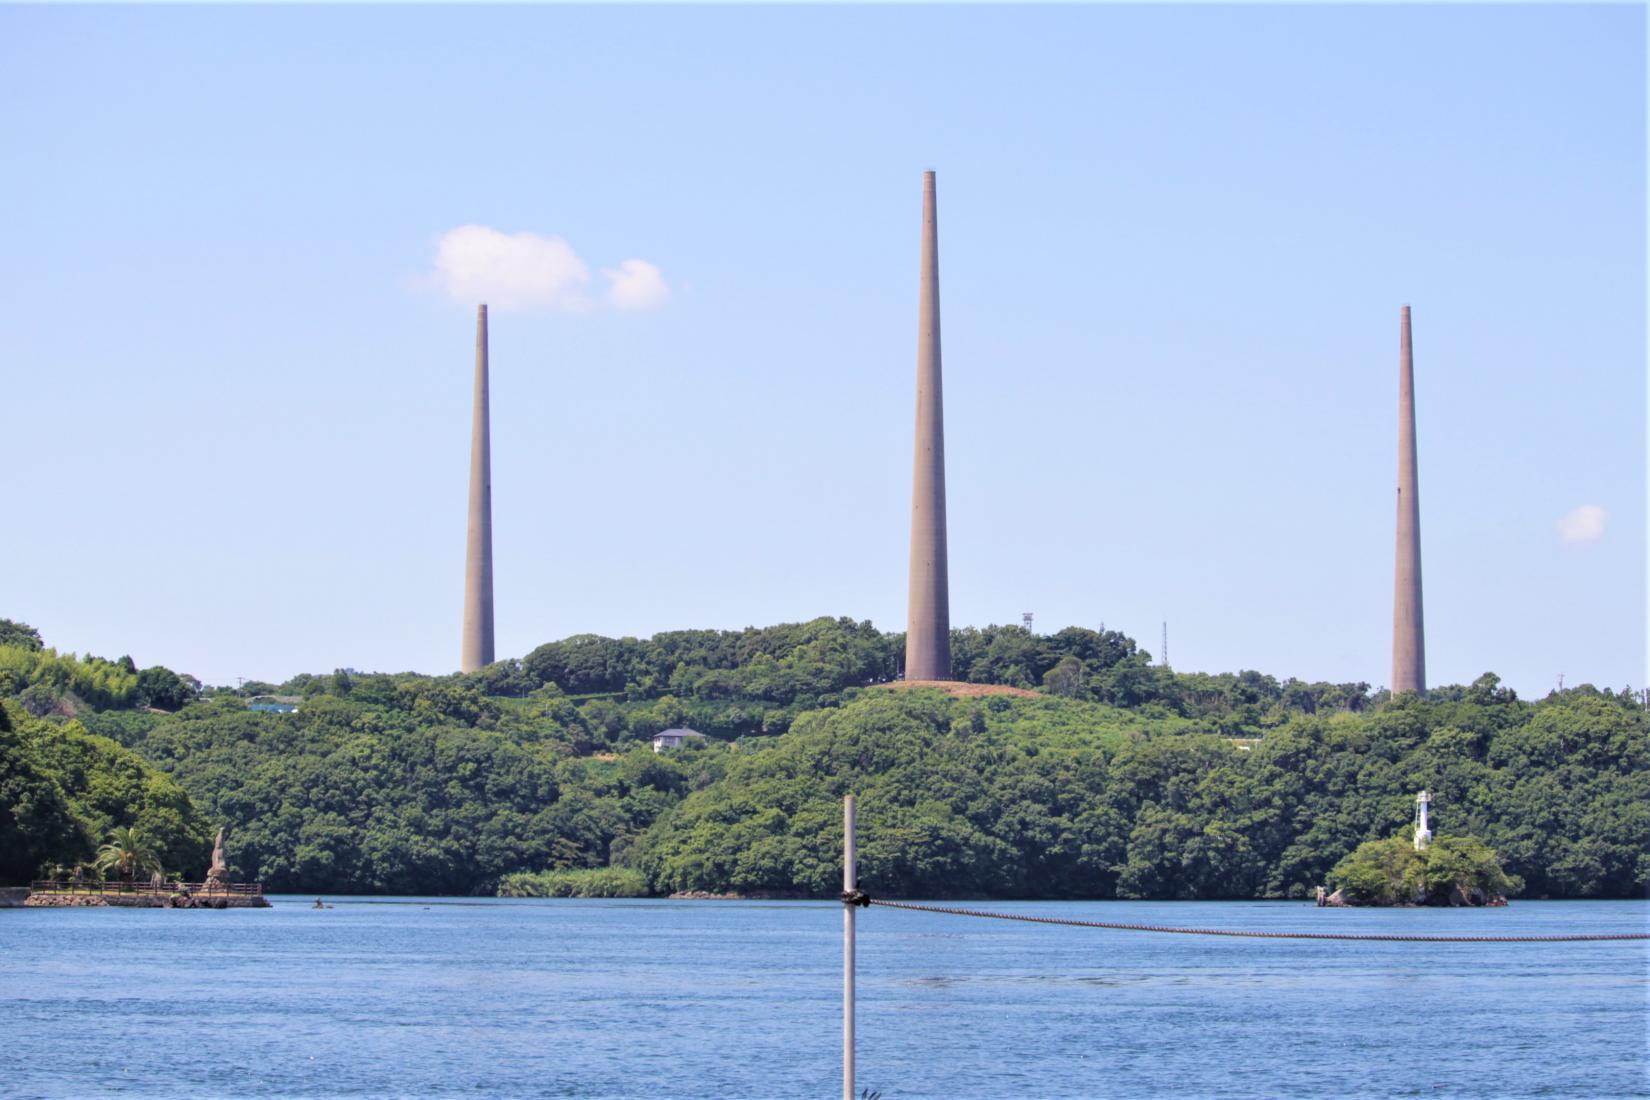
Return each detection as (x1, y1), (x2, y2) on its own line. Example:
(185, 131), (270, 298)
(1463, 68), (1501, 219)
(861, 896), (1650, 943)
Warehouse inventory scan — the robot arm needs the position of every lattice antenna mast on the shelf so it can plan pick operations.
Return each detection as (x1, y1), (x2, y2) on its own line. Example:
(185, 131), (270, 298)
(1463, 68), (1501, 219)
(1022, 611), (1034, 634)
(1161, 622), (1169, 669)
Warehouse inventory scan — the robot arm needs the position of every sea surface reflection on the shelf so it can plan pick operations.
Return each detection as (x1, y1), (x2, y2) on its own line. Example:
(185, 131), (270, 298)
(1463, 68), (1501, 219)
(3, 897), (1645, 1099)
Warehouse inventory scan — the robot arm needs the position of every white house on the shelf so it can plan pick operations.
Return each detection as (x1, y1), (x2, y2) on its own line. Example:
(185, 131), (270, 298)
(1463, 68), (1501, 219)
(652, 727), (707, 753)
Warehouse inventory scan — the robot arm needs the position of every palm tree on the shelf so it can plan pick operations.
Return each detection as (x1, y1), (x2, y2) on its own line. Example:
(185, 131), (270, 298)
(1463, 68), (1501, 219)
(95, 826), (162, 883)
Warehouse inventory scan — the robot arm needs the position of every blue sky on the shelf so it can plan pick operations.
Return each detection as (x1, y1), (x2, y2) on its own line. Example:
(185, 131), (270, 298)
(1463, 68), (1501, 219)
(1, 4), (1643, 697)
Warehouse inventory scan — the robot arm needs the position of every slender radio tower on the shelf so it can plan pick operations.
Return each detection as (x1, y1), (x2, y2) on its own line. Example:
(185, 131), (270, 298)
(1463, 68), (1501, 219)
(460, 304), (495, 674)
(905, 170), (952, 682)
(1392, 305), (1426, 695)
(1161, 622), (1169, 669)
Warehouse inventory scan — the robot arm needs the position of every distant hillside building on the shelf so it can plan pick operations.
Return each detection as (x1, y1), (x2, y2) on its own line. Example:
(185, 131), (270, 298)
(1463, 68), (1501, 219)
(247, 695), (301, 714)
(652, 728), (707, 753)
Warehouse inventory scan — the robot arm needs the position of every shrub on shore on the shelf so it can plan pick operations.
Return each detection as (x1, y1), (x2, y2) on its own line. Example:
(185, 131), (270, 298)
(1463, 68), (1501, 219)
(498, 866), (651, 898)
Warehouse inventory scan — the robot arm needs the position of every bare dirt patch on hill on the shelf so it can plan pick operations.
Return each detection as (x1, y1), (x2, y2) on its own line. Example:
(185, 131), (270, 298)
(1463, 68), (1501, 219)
(875, 680), (1040, 699)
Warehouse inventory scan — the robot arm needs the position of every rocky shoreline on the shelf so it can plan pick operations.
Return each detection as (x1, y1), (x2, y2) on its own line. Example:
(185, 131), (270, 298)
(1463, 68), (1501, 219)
(23, 890), (271, 908)
(667, 889), (811, 901)
(1317, 885), (1507, 908)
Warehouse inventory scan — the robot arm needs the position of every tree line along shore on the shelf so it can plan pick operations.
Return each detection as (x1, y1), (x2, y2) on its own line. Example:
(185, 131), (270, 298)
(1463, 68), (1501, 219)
(1, 616), (1643, 901)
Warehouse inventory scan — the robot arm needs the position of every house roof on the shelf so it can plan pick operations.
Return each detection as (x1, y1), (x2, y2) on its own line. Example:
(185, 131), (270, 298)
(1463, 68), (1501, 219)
(654, 728), (706, 739)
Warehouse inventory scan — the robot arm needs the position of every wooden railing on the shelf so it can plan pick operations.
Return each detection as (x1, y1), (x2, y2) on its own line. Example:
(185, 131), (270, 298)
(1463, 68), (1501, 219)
(29, 880), (263, 897)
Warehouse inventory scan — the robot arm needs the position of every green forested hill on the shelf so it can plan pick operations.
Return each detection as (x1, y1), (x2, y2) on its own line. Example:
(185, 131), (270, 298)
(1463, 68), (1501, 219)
(1, 615), (1644, 898)
(629, 688), (1648, 899)
(0, 701), (211, 883)
(72, 691), (716, 894)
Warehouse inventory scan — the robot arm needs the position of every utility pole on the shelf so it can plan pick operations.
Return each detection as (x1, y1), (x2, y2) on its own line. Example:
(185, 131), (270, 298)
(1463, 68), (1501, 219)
(842, 795), (857, 1100)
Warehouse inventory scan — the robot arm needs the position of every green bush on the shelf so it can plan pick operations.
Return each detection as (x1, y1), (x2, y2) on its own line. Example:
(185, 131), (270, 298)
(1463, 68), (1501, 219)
(497, 866), (651, 898)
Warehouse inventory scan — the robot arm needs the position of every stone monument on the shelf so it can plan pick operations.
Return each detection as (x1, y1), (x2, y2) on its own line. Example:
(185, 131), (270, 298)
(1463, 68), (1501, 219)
(205, 827), (230, 888)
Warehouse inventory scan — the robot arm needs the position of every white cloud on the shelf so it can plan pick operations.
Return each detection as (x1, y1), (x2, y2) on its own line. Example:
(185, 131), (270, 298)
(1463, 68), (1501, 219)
(431, 225), (593, 312)
(427, 225), (669, 314)
(603, 259), (671, 311)
(1557, 504), (1607, 545)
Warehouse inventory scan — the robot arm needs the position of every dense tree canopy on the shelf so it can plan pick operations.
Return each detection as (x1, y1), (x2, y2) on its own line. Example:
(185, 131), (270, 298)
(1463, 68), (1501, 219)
(501, 618), (1379, 741)
(0, 629), (198, 716)
(0, 700), (211, 883)
(628, 688), (1646, 900)
(69, 691), (729, 894)
(0, 618), (43, 651)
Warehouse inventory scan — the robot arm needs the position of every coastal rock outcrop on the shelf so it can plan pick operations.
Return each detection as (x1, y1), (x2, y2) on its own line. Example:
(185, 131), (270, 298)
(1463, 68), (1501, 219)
(24, 893), (109, 907)
(1320, 885), (1506, 908)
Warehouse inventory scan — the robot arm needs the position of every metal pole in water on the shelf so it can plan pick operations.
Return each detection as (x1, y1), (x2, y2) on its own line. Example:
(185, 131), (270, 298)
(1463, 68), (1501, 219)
(843, 793), (857, 1100)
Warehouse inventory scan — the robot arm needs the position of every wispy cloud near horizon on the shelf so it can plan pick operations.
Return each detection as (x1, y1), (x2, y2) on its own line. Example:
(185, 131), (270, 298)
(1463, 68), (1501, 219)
(1557, 504), (1607, 545)
(603, 259), (670, 311)
(426, 225), (669, 314)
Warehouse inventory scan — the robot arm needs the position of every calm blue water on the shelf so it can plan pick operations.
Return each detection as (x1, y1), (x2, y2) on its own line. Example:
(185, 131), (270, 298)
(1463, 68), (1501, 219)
(2, 898), (1645, 1099)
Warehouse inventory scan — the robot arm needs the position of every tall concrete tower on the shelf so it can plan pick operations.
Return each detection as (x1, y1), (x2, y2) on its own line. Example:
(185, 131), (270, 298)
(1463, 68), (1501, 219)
(460, 304), (495, 673)
(1392, 304), (1426, 694)
(905, 170), (951, 681)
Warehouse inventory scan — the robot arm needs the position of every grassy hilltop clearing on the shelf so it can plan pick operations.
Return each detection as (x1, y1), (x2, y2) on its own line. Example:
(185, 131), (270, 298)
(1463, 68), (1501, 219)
(1, 616), (1645, 899)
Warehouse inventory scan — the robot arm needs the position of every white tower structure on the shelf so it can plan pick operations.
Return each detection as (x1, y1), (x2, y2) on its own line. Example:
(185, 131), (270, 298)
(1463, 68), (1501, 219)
(1413, 790), (1433, 851)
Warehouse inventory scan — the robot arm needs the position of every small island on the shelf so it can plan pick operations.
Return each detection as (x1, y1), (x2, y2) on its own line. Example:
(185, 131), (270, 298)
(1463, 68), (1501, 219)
(1322, 832), (1520, 907)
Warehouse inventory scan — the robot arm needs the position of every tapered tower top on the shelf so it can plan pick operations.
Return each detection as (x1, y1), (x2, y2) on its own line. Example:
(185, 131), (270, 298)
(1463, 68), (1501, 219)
(461, 303), (495, 673)
(1392, 303), (1426, 694)
(905, 170), (951, 682)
